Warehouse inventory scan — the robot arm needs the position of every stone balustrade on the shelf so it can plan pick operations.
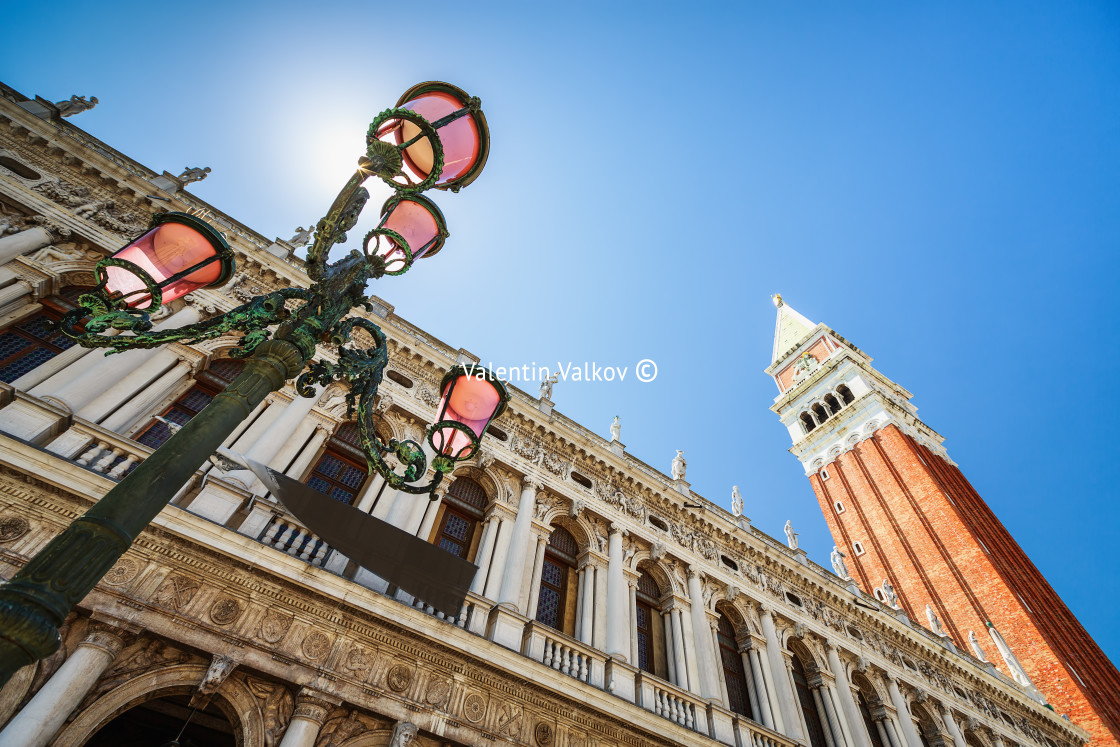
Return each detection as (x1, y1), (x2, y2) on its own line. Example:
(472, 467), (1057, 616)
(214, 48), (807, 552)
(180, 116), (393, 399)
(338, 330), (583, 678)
(637, 670), (703, 732)
(257, 512), (332, 566)
(522, 622), (605, 688)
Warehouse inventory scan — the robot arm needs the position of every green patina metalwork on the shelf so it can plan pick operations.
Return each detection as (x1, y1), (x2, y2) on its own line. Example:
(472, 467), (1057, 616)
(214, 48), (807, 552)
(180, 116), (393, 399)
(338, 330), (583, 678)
(0, 85), (497, 686)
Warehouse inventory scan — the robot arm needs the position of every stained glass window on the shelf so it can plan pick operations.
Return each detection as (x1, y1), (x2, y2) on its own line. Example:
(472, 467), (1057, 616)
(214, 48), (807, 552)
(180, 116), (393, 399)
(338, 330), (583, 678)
(437, 508), (475, 559)
(306, 423), (370, 505)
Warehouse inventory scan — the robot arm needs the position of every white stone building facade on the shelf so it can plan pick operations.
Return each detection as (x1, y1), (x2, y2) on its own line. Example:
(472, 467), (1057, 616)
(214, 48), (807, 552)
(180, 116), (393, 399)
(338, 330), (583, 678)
(0, 82), (1084, 747)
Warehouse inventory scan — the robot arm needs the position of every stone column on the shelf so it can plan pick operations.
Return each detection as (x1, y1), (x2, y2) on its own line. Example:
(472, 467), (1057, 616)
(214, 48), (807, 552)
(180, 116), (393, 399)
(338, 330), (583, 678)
(0, 227), (53, 265)
(0, 622), (130, 747)
(811, 687), (839, 747)
(32, 306), (200, 413)
(0, 280), (32, 316)
(524, 533), (548, 620)
(760, 606), (801, 741)
(745, 643), (775, 728)
(286, 425), (331, 483)
(483, 516), (513, 600)
(689, 574), (720, 701)
(941, 707), (966, 747)
(605, 526), (629, 660)
(887, 677), (922, 747)
(592, 559), (608, 649)
(414, 487), (446, 542)
(663, 610), (677, 685)
(223, 388), (321, 490)
(577, 563), (595, 644)
(497, 477), (539, 611)
(669, 607), (689, 690)
(78, 348), (182, 424)
(9, 335), (103, 391)
(827, 643), (868, 747)
(469, 516), (499, 595)
(628, 579), (639, 665)
(99, 358), (193, 433)
(277, 688), (339, 747)
(883, 716), (905, 747)
(710, 621), (731, 708)
(875, 719), (896, 747)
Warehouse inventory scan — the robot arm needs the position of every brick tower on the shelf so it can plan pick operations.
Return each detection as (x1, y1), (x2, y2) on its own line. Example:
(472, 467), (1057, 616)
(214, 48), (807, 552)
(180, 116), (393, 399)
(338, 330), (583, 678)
(764, 295), (1120, 746)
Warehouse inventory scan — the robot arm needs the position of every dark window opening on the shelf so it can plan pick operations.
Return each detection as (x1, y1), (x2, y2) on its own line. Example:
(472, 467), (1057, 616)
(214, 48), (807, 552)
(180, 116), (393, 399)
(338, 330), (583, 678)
(85, 692), (235, 747)
(570, 471), (592, 489)
(792, 656), (829, 747)
(800, 412), (816, 434)
(135, 360), (247, 450)
(812, 403), (829, 424)
(0, 157), (40, 180)
(837, 384), (855, 405)
(824, 393), (842, 414)
(0, 288), (94, 382)
(717, 613), (752, 718)
(385, 369), (413, 388)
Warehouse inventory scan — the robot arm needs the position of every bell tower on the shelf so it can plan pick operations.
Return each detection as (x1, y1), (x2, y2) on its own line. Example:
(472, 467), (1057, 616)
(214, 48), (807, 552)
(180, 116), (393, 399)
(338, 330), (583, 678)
(765, 295), (1120, 746)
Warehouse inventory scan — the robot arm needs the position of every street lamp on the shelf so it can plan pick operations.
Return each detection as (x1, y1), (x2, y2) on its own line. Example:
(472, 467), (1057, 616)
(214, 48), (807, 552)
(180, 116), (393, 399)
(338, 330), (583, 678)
(0, 81), (506, 684)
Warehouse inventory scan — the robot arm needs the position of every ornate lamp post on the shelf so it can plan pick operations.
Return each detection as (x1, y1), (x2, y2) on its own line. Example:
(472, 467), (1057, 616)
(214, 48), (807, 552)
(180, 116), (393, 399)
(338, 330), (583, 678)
(0, 82), (507, 684)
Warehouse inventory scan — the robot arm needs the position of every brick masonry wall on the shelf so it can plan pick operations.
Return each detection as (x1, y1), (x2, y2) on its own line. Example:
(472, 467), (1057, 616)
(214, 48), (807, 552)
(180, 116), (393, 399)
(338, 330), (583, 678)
(809, 424), (1119, 746)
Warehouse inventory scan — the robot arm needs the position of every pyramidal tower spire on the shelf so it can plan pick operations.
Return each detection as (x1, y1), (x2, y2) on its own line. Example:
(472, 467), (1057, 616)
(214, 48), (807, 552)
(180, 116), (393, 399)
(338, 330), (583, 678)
(764, 298), (1120, 746)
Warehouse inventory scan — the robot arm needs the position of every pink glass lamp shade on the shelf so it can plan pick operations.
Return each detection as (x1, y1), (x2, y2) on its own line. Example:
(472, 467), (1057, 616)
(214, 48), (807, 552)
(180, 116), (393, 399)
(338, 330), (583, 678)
(100, 213), (233, 310)
(428, 366), (509, 461)
(366, 194), (448, 275)
(373, 81), (490, 192)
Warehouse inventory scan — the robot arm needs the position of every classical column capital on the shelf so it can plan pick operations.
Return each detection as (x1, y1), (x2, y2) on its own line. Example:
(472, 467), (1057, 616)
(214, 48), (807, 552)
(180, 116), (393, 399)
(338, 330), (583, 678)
(80, 621), (134, 658)
(292, 687), (340, 726)
(521, 474), (541, 492)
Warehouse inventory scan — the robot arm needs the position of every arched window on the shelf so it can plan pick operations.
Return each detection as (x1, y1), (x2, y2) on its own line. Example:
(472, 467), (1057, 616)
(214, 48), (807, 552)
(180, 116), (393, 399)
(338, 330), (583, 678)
(800, 412), (816, 434)
(812, 403), (829, 424)
(135, 358), (246, 449)
(431, 477), (487, 560)
(837, 384), (855, 405)
(635, 570), (668, 679)
(535, 526), (578, 636)
(306, 421), (369, 505)
(0, 285), (94, 382)
(85, 691), (235, 746)
(716, 613), (752, 717)
(790, 654), (829, 747)
(824, 393), (842, 414)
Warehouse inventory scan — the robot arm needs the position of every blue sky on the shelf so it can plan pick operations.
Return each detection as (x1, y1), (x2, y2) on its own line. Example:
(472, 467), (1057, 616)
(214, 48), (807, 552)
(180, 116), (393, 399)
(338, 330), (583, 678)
(4, 2), (1118, 667)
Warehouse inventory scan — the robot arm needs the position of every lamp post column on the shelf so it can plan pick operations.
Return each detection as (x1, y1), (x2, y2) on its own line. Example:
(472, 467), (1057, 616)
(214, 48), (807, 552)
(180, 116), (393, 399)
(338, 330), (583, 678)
(0, 338), (305, 683)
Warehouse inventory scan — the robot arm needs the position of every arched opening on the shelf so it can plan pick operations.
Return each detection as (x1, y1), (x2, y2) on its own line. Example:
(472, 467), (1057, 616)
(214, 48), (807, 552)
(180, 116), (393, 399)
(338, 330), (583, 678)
(535, 525), (579, 636)
(85, 691), (235, 746)
(837, 384), (855, 405)
(823, 393), (842, 414)
(716, 612), (752, 718)
(634, 569), (669, 681)
(429, 477), (487, 560)
(856, 688), (886, 747)
(790, 653), (828, 747)
(811, 403), (829, 424)
(135, 358), (247, 449)
(0, 284), (95, 383)
(800, 412), (816, 434)
(913, 702), (945, 747)
(306, 421), (370, 505)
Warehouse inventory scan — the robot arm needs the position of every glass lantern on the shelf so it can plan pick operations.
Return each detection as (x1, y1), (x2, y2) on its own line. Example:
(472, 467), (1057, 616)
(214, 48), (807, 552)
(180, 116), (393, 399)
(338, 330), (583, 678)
(364, 193), (448, 275)
(98, 212), (234, 310)
(370, 81), (490, 192)
(428, 365), (508, 461)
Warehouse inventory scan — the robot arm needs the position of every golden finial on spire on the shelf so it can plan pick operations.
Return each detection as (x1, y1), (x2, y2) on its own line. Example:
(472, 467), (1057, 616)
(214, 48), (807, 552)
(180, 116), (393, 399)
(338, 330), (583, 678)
(772, 293), (783, 308)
